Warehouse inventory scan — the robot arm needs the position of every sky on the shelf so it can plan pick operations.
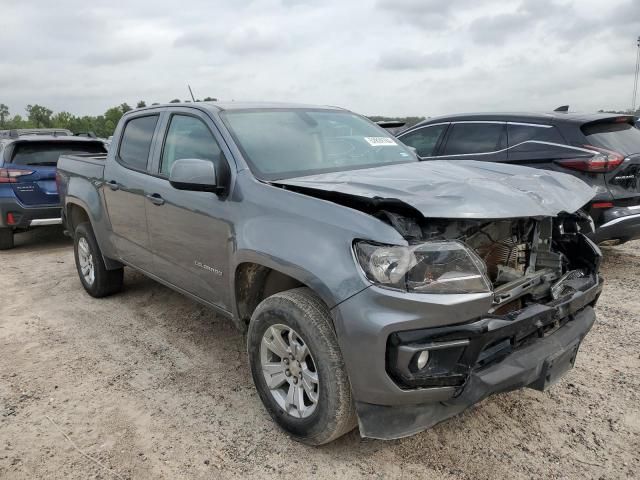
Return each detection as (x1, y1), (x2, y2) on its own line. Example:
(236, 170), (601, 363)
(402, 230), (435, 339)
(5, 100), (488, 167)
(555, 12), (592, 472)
(0, 0), (639, 118)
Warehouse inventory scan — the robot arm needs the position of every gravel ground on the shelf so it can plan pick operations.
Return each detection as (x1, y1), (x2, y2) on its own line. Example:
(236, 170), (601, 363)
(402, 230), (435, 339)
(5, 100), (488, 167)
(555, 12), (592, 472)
(1, 228), (639, 480)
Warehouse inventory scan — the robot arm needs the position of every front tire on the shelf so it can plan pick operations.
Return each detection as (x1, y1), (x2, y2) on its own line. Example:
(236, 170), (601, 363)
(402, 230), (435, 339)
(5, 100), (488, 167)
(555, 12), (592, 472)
(73, 222), (123, 298)
(0, 228), (14, 250)
(248, 287), (357, 445)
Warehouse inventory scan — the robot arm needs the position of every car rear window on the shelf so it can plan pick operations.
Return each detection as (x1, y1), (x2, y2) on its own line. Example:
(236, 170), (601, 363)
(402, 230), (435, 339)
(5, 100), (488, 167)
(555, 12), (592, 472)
(10, 141), (106, 166)
(507, 124), (565, 151)
(118, 115), (159, 171)
(581, 122), (640, 155)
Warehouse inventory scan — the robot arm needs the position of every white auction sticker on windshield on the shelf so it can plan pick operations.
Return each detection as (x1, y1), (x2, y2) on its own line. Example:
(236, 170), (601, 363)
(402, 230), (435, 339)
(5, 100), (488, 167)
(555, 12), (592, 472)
(364, 137), (397, 146)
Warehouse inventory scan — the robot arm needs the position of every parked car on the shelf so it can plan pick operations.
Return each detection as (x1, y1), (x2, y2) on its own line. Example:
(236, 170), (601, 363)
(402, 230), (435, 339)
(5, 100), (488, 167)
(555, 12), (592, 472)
(397, 112), (640, 244)
(57, 102), (602, 444)
(0, 129), (107, 249)
(0, 128), (73, 138)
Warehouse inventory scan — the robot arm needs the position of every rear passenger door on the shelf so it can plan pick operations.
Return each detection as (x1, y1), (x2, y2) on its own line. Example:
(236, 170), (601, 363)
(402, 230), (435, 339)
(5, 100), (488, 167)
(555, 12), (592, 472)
(144, 109), (234, 311)
(103, 113), (161, 272)
(437, 122), (507, 161)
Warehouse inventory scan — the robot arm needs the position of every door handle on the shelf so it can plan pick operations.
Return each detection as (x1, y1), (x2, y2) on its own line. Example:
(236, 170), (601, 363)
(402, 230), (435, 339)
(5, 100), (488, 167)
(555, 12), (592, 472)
(106, 180), (119, 191)
(146, 193), (165, 206)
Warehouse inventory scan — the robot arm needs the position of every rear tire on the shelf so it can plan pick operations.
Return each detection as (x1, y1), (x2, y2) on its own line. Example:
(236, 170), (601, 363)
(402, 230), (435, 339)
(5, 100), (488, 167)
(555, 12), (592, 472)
(248, 287), (357, 445)
(73, 222), (123, 297)
(0, 228), (14, 250)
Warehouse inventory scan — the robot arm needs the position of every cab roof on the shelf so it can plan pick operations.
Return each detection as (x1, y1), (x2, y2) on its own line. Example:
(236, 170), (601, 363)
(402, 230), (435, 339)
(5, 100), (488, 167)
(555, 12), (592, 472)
(133, 101), (345, 113)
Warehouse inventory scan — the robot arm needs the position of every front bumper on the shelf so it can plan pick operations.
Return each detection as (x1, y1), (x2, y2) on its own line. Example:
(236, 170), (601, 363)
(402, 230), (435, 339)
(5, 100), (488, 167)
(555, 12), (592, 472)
(357, 305), (595, 440)
(590, 205), (640, 243)
(332, 275), (602, 440)
(0, 197), (62, 229)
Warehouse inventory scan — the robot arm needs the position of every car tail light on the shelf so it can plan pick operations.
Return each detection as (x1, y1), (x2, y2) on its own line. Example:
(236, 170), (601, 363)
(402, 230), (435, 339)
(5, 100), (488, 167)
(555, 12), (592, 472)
(555, 145), (624, 173)
(592, 202), (614, 209)
(0, 167), (34, 183)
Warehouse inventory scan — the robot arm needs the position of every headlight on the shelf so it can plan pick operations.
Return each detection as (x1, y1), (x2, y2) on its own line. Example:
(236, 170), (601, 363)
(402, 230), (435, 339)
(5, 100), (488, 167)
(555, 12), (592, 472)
(354, 240), (492, 294)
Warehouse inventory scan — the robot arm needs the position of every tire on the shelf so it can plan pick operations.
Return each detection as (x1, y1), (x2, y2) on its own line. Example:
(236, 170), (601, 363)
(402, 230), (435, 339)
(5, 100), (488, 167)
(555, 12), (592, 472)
(0, 228), (14, 250)
(73, 222), (123, 298)
(248, 287), (357, 445)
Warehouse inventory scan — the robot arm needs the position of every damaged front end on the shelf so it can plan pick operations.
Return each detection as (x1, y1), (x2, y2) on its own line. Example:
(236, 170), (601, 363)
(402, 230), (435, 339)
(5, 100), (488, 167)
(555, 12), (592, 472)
(276, 160), (602, 439)
(351, 211), (603, 439)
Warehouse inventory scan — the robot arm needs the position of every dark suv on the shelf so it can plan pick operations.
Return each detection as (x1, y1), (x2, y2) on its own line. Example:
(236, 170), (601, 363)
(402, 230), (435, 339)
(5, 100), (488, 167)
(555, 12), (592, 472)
(0, 129), (107, 249)
(397, 113), (640, 244)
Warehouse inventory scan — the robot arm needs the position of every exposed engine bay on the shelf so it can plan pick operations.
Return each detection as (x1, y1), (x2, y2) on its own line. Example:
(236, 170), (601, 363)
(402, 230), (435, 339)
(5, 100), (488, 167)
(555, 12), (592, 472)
(375, 209), (601, 314)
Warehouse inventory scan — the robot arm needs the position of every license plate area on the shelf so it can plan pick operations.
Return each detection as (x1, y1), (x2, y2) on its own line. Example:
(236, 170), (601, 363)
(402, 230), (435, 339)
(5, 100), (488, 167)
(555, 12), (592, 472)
(537, 340), (581, 391)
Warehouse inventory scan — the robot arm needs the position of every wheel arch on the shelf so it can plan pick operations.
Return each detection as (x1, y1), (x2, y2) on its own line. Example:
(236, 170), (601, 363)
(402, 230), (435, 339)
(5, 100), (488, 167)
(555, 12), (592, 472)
(65, 198), (122, 270)
(232, 256), (337, 331)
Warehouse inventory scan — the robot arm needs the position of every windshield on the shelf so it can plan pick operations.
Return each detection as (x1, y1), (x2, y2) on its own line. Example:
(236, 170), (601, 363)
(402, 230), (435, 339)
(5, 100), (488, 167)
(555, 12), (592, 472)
(221, 109), (416, 180)
(582, 121), (640, 156)
(10, 141), (106, 166)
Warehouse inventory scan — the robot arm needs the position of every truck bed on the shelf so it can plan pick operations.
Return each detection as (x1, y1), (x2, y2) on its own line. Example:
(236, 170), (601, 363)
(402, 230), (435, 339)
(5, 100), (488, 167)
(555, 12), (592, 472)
(57, 153), (107, 179)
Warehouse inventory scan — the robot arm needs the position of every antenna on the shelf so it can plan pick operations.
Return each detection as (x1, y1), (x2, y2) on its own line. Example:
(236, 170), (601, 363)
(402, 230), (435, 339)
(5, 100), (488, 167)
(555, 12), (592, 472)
(188, 84), (196, 102)
(632, 36), (640, 113)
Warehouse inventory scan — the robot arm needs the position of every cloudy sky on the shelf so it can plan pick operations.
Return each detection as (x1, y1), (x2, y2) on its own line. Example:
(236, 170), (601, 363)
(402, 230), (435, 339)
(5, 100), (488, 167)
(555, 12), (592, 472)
(1, 0), (639, 118)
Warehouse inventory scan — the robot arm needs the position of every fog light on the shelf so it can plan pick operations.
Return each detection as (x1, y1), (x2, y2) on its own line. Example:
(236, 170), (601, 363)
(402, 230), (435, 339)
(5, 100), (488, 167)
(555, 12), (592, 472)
(416, 350), (430, 369)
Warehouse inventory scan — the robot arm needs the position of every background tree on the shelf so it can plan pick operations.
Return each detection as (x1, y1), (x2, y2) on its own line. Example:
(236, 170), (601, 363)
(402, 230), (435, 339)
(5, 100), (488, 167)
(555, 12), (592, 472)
(51, 111), (73, 130)
(26, 104), (53, 128)
(8, 115), (26, 129)
(203, 97), (217, 102)
(136, 100), (147, 108)
(0, 104), (9, 127)
(169, 99), (181, 103)
(120, 103), (132, 113)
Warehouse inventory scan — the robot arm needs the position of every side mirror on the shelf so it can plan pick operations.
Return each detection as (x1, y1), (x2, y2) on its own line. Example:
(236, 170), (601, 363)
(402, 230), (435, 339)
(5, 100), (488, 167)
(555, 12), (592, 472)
(169, 158), (223, 194)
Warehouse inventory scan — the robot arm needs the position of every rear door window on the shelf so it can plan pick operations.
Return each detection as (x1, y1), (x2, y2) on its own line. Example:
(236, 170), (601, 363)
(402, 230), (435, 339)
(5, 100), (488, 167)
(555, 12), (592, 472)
(507, 124), (565, 152)
(10, 141), (106, 166)
(399, 124), (447, 157)
(582, 122), (640, 155)
(118, 115), (159, 171)
(442, 123), (506, 155)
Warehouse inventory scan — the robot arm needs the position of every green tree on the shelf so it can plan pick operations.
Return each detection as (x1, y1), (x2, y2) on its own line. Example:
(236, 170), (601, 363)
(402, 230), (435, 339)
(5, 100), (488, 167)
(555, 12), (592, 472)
(120, 103), (132, 113)
(136, 100), (146, 108)
(51, 111), (73, 130)
(104, 106), (125, 131)
(7, 114), (26, 129)
(26, 104), (53, 128)
(0, 104), (9, 127)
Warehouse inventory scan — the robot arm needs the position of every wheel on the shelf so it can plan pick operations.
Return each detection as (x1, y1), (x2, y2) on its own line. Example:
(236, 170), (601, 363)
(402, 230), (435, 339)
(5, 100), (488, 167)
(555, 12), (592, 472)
(73, 222), (123, 298)
(0, 228), (14, 250)
(248, 287), (357, 445)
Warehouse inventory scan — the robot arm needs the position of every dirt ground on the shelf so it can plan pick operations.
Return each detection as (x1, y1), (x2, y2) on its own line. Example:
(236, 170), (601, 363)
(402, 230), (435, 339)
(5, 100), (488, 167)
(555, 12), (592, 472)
(0, 228), (638, 480)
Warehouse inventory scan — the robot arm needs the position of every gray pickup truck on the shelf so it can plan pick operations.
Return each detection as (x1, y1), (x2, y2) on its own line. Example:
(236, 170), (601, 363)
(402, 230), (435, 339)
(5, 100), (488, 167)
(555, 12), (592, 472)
(57, 102), (603, 445)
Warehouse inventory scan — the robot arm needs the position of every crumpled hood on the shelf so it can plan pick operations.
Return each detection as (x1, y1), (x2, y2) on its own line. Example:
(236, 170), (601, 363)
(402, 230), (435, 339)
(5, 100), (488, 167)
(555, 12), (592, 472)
(275, 160), (596, 219)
